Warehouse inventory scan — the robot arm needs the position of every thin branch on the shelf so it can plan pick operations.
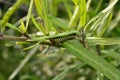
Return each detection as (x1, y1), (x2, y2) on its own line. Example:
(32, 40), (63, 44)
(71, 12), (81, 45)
(8, 45), (39, 80)
(0, 34), (55, 46)
(0, 35), (27, 41)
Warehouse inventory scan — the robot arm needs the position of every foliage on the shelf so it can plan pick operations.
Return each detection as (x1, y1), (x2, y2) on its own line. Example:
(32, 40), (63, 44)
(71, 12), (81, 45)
(0, 0), (120, 80)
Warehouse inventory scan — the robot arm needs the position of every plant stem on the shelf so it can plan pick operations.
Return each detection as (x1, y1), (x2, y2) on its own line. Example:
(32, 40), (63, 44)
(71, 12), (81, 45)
(8, 45), (39, 80)
(0, 35), (27, 41)
(0, 34), (54, 46)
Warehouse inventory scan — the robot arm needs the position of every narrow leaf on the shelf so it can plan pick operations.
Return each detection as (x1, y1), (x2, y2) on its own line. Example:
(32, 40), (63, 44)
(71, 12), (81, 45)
(87, 37), (120, 45)
(78, 0), (86, 29)
(19, 19), (27, 33)
(62, 40), (120, 80)
(34, 0), (43, 18)
(1, 0), (25, 32)
(102, 50), (120, 60)
(26, 0), (34, 30)
(5, 22), (21, 33)
(31, 15), (46, 34)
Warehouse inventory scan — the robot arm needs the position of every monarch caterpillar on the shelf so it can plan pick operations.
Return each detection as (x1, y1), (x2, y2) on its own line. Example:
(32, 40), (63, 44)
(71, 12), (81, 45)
(50, 32), (77, 43)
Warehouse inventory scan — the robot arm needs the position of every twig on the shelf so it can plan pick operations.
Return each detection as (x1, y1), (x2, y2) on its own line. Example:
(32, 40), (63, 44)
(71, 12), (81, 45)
(0, 34), (56, 46)
(8, 45), (39, 80)
(0, 35), (27, 41)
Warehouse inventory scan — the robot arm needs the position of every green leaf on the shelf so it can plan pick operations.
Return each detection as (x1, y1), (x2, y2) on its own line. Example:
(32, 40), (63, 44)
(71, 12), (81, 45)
(19, 19), (27, 33)
(1, 0), (25, 32)
(84, 0), (118, 36)
(30, 15), (47, 34)
(30, 15), (41, 31)
(106, 11), (120, 34)
(23, 42), (41, 50)
(78, 0), (86, 29)
(41, 0), (50, 34)
(5, 22), (21, 33)
(87, 37), (120, 45)
(34, 0), (55, 34)
(72, 0), (80, 5)
(68, 6), (80, 29)
(34, 0), (43, 18)
(62, 40), (120, 80)
(99, 12), (113, 36)
(25, 0), (34, 30)
(63, 0), (72, 19)
(102, 50), (120, 60)
(93, 0), (103, 14)
(48, 15), (68, 30)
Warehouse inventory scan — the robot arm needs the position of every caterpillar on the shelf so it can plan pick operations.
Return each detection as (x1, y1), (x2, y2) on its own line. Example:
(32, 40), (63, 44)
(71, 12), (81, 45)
(50, 32), (77, 43)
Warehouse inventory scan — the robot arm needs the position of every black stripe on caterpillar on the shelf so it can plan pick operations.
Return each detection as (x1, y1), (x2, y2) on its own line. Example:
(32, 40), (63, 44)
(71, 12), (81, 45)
(50, 33), (77, 43)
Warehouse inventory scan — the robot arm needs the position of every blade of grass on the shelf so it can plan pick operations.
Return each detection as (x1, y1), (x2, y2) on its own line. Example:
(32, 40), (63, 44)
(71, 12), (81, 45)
(41, 0), (50, 34)
(31, 15), (47, 34)
(34, 0), (49, 34)
(62, 40), (120, 80)
(34, 0), (43, 18)
(62, 0), (72, 19)
(86, 37), (120, 45)
(30, 15), (42, 31)
(97, 11), (112, 36)
(48, 15), (68, 30)
(102, 50), (120, 60)
(19, 19), (27, 34)
(106, 10), (120, 34)
(35, 0), (55, 34)
(23, 42), (41, 50)
(8, 45), (39, 80)
(86, 0), (92, 11)
(84, 0), (118, 33)
(102, 0), (118, 13)
(42, 0), (57, 33)
(94, 0), (103, 14)
(25, 0), (34, 30)
(78, 0), (87, 30)
(68, 6), (80, 29)
(5, 22), (21, 33)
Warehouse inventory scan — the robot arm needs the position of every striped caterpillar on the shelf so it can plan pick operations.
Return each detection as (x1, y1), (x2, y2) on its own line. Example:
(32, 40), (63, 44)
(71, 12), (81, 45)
(50, 32), (77, 43)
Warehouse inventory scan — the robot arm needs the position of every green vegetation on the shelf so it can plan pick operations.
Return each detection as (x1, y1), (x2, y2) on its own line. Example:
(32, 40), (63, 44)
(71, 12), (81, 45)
(0, 0), (120, 80)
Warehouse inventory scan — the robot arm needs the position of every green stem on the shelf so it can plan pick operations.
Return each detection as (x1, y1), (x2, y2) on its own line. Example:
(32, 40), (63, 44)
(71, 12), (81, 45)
(1, 0), (25, 32)
(0, 35), (27, 41)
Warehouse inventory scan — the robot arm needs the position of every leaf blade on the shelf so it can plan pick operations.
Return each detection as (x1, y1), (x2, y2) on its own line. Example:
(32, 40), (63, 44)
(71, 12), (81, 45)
(62, 40), (120, 80)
